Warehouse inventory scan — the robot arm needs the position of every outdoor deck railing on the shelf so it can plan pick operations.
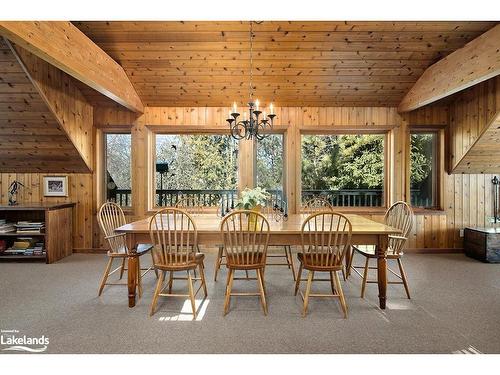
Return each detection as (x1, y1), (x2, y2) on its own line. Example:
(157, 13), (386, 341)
(109, 188), (428, 208)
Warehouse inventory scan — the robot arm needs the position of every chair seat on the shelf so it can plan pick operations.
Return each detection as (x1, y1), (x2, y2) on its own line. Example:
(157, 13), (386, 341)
(226, 252), (265, 270)
(136, 243), (154, 254)
(108, 243), (153, 257)
(155, 252), (205, 271)
(353, 245), (401, 259)
(297, 252), (343, 271)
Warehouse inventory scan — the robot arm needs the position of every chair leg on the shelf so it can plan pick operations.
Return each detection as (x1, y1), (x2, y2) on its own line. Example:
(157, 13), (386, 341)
(223, 269), (235, 316)
(302, 270), (314, 317)
(397, 258), (411, 299)
(341, 265), (346, 281)
(150, 251), (158, 278)
(346, 247), (355, 279)
(136, 258), (143, 299)
(149, 270), (164, 316)
(334, 270), (348, 318)
(329, 271), (336, 295)
(119, 258), (126, 280)
(168, 271), (174, 293)
(259, 269), (267, 296)
(287, 246), (296, 281)
(294, 263), (303, 296)
(361, 256), (369, 298)
(214, 246), (223, 281)
(187, 271), (197, 320)
(98, 257), (113, 296)
(256, 269), (268, 316)
(199, 263), (208, 297)
(283, 246), (291, 269)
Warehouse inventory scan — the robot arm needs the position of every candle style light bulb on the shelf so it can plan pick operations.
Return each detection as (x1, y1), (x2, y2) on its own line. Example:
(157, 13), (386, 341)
(233, 102), (237, 113)
(255, 99), (259, 111)
(270, 103), (274, 114)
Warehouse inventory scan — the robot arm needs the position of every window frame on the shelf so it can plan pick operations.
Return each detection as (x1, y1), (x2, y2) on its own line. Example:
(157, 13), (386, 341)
(298, 129), (389, 211)
(408, 128), (444, 211)
(99, 128), (133, 211)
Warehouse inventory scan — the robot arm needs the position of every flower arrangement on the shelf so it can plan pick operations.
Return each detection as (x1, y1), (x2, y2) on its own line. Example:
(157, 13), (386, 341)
(236, 187), (270, 211)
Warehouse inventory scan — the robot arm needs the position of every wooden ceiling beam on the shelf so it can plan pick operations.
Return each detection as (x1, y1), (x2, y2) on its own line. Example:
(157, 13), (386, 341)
(74, 21), (497, 33)
(399, 24), (500, 112)
(0, 21), (143, 113)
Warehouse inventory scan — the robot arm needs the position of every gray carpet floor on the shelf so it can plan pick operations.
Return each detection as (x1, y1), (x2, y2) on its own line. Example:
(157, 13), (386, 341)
(1, 251), (499, 354)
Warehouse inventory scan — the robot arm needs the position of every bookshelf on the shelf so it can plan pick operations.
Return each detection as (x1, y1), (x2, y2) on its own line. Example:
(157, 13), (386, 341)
(0, 203), (75, 264)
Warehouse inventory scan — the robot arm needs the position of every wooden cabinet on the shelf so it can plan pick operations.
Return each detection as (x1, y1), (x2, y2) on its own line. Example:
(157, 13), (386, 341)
(464, 227), (500, 263)
(0, 203), (75, 264)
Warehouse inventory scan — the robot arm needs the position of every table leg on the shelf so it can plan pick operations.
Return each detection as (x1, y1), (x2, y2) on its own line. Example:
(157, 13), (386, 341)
(377, 234), (388, 309)
(127, 234), (137, 308)
(345, 244), (352, 275)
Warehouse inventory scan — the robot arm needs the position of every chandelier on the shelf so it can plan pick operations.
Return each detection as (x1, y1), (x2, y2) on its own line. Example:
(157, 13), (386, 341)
(226, 21), (276, 141)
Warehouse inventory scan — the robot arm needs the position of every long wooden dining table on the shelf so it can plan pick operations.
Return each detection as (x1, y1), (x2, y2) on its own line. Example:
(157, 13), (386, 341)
(115, 213), (401, 310)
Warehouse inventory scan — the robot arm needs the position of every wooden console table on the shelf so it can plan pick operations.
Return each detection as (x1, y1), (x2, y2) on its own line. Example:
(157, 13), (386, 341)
(464, 227), (500, 263)
(0, 203), (75, 264)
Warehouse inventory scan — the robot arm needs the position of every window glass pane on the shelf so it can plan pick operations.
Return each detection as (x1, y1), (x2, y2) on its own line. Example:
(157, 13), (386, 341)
(301, 134), (385, 207)
(105, 133), (132, 207)
(256, 134), (284, 201)
(155, 134), (238, 206)
(410, 133), (437, 207)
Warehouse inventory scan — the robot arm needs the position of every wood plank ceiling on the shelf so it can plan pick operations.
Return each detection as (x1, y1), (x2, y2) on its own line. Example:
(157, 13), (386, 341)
(0, 39), (90, 172)
(73, 21), (497, 107)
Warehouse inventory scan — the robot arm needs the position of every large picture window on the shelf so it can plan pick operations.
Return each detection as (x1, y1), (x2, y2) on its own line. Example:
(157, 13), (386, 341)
(410, 132), (438, 208)
(104, 133), (132, 207)
(155, 134), (238, 206)
(301, 134), (385, 207)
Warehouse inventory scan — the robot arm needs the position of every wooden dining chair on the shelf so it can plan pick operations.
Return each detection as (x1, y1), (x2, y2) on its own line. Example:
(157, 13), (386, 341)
(302, 196), (334, 213)
(260, 199), (296, 280)
(148, 208), (207, 319)
(347, 201), (414, 299)
(300, 196), (352, 281)
(97, 202), (155, 297)
(295, 212), (352, 318)
(220, 210), (270, 316)
(175, 196), (207, 214)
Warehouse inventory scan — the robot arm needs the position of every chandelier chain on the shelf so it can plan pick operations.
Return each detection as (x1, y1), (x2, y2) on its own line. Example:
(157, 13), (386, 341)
(226, 21), (274, 141)
(249, 21), (253, 101)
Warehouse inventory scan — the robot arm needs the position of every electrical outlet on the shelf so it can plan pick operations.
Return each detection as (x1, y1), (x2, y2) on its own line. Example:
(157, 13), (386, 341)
(459, 229), (464, 238)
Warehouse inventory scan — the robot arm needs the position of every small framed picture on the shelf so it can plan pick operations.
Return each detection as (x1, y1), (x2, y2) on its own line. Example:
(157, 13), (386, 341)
(43, 176), (68, 197)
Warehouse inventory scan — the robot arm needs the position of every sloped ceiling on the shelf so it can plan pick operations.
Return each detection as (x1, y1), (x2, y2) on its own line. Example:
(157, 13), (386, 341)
(0, 39), (91, 173)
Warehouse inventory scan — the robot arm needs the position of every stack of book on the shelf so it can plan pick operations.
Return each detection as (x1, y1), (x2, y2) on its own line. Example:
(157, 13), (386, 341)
(3, 237), (45, 256)
(15, 221), (45, 234)
(0, 220), (16, 234)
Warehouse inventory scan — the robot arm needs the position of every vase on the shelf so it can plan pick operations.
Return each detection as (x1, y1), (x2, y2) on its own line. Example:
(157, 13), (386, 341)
(248, 205), (262, 230)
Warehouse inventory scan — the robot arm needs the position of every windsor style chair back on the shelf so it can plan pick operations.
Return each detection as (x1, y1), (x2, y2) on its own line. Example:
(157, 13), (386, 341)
(97, 202), (154, 298)
(220, 210), (270, 315)
(148, 208), (207, 318)
(295, 211), (352, 317)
